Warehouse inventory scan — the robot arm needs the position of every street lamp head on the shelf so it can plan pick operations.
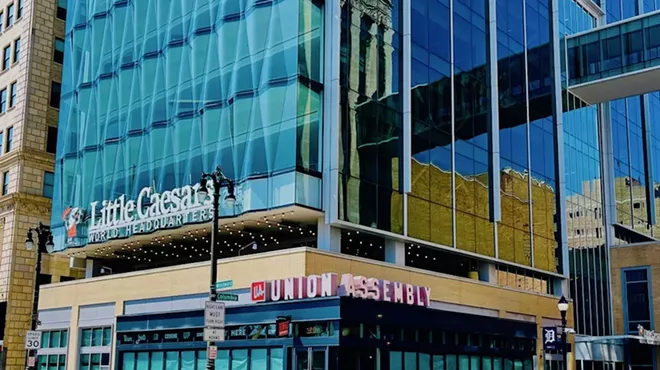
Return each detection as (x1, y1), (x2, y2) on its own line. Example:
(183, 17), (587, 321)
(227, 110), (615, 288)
(557, 295), (569, 313)
(198, 177), (210, 203)
(224, 193), (236, 208)
(45, 234), (55, 253)
(24, 229), (34, 251)
(224, 183), (236, 207)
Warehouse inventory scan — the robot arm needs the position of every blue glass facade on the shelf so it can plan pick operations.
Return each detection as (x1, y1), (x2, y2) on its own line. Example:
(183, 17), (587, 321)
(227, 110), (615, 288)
(340, 0), (563, 275)
(51, 0), (324, 249)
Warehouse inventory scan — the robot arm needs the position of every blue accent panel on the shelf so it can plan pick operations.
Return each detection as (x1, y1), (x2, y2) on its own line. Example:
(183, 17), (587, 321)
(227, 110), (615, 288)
(117, 298), (341, 332)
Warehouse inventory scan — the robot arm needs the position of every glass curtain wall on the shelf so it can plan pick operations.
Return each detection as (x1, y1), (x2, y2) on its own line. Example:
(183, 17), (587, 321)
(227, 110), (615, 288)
(347, 0), (562, 278)
(338, 0), (404, 233)
(604, 0), (660, 242)
(559, 0), (611, 337)
(407, 0), (452, 247)
(496, 0), (557, 270)
(52, 0), (324, 247)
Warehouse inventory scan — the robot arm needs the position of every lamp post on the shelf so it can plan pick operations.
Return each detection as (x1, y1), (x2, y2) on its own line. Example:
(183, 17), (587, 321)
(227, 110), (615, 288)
(557, 295), (569, 370)
(198, 166), (235, 370)
(238, 241), (257, 256)
(24, 223), (55, 370)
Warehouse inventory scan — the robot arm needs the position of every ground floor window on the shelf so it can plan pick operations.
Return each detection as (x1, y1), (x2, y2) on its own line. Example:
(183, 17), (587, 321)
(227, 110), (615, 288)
(330, 348), (534, 370)
(120, 348), (284, 370)
(37, 354), (66, 370)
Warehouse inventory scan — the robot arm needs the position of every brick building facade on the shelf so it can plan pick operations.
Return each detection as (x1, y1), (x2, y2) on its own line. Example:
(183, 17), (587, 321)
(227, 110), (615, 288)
(0, 0), (82, 368)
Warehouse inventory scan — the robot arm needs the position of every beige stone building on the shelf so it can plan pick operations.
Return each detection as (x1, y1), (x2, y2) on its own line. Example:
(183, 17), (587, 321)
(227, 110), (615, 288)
(0, 0), (82, 369)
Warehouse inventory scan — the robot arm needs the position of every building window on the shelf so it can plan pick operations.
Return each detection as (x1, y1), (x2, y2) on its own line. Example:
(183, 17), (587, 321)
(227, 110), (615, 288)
(37, 354), (66, 370)
(81, 327), (112, 347)
(3, 45), (10, 70)
(2, 171), (9, 195)
(0, 12), (3, 30)
(38, 330), (68, 370)
(13, 38), (19, 62)
(43, 171), (54, 198)
(41, 329), (69, 348)
(79, 354), (110, 370)
(17, 0), (22, 19)
(6, 4), (13, 27)
(7, 126), (13, 152)
(79, 327), (112, 370)
(9, 82), (16, 108)
(56, 0), (66, 20)
(0, 88), (6, 113)
(622, 267), (652, 334)
(50, 81), (61, 109)
(54, 38), (64, 64)
(47, 126), (57, 153)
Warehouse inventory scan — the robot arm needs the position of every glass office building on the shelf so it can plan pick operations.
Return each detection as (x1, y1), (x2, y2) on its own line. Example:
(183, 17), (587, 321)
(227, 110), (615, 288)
(52, 0), (325, 247)
(51, 0), (660, 368)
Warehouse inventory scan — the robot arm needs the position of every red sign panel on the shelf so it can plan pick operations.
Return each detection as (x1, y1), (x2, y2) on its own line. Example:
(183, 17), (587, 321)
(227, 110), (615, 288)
(277, 320), (290, 337)
(251, 281), (266, 302)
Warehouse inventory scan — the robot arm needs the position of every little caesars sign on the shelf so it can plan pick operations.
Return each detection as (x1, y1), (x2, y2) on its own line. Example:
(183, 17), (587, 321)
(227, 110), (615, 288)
(87, 183), (224, 243)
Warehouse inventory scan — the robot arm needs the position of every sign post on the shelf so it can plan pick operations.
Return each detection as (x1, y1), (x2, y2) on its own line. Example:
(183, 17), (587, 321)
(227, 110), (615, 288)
(204, 301), (225, 342)
(25, 331), (41, 350)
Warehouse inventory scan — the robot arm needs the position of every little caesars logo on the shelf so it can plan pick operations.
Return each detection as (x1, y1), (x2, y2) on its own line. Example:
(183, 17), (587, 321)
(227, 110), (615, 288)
(88, 183), (224, 243)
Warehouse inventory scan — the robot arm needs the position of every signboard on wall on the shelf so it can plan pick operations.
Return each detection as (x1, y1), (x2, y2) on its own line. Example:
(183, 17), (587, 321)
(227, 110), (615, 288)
(638, 325), (660, 345)
(117, 328), (205, 345)
(251, 273), (431, 307)
(65, 181), (241, 246)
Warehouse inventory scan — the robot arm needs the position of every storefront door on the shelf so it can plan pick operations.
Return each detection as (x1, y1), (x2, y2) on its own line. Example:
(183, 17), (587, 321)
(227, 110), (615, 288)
(294, 347), (327, 370)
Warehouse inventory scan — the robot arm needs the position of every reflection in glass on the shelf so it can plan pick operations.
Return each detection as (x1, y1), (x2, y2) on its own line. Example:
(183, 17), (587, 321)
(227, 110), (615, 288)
(250, 349), (267, 370)
(339, 0), (403, 234)
(181, 352), (194, 370)
(150, 352), (164, 370)
(52, 0), (325, 247)
(231, 349), (248, 370)
(196, 351), (206, 370)
(165, 352), (178, 370)
(216, 351), (230, 370)
(271, 348), (284, 370)
(122, 353), (136, 370)
(404, 352), (417, 369)
(136, 353), (149, 370)
(390, 352), (403, 370)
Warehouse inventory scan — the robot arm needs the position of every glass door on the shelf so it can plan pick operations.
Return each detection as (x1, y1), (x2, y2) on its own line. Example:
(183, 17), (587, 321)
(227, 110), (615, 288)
(294, 347), (327, 370)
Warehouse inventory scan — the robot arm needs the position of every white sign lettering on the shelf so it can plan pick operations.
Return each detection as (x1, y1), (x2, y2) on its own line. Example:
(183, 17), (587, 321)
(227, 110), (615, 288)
(86, 182), (234, 243)
(251, 273), (431, 307)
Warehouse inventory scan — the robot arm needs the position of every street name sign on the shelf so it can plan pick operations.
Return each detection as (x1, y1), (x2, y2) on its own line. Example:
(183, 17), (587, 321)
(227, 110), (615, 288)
(215, 280), (233, 289)
(218, 293), (239, 302)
